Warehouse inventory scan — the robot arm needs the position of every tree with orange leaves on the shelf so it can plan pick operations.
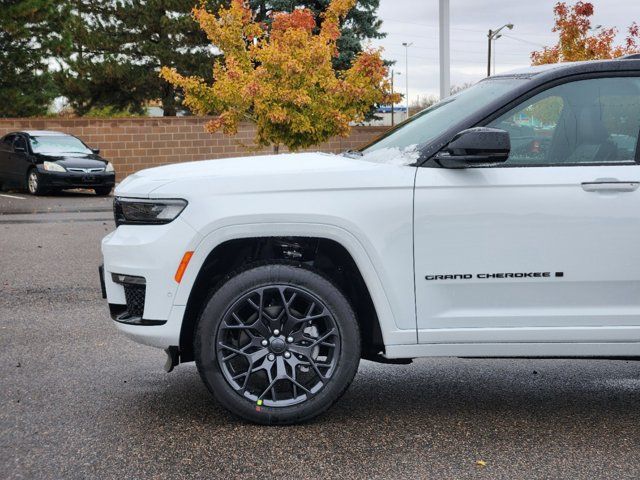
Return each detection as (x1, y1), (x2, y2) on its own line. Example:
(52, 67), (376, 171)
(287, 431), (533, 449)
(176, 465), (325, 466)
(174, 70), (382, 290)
(161, 0), (398, 152)
(531, 1), (639, 65)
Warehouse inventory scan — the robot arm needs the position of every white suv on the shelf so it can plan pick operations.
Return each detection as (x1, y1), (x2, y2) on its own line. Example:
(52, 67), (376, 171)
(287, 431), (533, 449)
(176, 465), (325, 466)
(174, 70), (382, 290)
(101, 58), (640, 424)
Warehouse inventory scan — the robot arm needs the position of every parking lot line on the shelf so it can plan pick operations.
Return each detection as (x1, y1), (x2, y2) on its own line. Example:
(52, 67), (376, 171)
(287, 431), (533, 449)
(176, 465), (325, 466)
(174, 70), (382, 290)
(0, 194), (26, 200)
(0, 217), (112, 224)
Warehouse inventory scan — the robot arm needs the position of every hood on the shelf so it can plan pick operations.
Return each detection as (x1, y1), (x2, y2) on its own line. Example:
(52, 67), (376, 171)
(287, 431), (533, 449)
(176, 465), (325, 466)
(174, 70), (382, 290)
(34, 152), (108, 168)
(116, 152), (412, 198)
(122, 152), (363, 182)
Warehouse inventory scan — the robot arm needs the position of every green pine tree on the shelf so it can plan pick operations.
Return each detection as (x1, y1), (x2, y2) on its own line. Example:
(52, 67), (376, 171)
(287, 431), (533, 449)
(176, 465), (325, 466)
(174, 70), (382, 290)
(57, 0), (221, 116)
(0, 1), (68, 117)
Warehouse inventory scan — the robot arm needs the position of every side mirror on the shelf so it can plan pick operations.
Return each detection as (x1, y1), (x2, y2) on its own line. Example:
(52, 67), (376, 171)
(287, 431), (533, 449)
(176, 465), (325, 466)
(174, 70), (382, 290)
(92, 148), (101, 154)
(435, 127), (510, 168)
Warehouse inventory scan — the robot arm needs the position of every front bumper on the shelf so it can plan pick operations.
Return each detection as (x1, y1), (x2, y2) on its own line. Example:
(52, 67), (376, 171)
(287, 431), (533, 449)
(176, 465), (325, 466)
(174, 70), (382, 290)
(101, 216), (201, 349)
(39, 169), (116, 189)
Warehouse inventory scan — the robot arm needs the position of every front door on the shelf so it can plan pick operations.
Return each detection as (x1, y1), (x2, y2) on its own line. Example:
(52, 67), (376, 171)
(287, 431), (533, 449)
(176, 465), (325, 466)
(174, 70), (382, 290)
(9, 135), (29, 184)
(414, 75), (640, 346)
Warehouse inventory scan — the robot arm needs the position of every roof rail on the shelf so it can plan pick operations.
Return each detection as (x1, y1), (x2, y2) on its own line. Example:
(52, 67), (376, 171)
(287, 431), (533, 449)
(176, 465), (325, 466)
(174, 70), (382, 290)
(617, 53), (640, 60)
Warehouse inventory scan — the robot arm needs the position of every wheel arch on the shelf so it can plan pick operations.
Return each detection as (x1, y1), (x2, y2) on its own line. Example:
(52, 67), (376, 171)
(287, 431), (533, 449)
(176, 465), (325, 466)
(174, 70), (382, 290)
(177, 232), (393, 363)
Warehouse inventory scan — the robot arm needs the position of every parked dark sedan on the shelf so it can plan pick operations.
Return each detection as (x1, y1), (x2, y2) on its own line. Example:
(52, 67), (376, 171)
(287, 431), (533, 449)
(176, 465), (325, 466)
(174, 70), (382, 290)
(0, 130), (115, 196)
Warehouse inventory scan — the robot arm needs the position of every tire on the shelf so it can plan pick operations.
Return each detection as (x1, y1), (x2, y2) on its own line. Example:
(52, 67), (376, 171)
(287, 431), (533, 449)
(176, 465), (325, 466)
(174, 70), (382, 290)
(26, 169), (46, 195)
(94, 186), (112, 196)
(195, 264), (360, 425)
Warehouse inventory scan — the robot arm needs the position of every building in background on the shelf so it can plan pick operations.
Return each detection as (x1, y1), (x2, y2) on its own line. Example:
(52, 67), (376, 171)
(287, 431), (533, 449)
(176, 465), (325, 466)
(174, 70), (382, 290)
(359, 106), (408, 126)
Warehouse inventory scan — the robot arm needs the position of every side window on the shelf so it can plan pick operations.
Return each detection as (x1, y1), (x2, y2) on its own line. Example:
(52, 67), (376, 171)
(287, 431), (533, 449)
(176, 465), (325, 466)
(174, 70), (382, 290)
(601, 90), (640, 160)
(13, 136), (27, 152)
(488, 76), (640, 166)
(490, 95), (563, 165)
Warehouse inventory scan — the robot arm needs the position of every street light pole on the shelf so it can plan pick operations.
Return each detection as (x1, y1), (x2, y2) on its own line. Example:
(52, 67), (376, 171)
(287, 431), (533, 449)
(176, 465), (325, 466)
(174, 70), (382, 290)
(487, 23), (513, 77)
(402, 42), (412, 118)
(439, 0), (450, 100)
(493, 35), (497, 75)
(487, 29), (492, 77)
(390, 69), (395, 126)
(391, 71), (401, 126)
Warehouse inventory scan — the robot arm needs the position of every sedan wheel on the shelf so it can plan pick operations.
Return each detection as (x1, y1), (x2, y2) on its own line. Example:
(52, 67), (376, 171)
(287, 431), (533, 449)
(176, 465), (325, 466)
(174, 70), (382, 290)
(94, 186), (112, 196)
(27, 169), (45, 195)
(195, 264), (361, 424)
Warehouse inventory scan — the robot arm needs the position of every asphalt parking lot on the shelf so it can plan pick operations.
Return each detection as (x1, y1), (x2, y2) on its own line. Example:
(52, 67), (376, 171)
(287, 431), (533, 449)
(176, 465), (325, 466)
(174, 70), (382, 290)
(2, 191), (640, 480)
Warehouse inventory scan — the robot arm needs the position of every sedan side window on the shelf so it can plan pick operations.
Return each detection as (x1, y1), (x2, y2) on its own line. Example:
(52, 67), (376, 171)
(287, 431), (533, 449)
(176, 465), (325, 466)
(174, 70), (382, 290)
(13, 136), (27, 152)
(488, 76), (640, 166)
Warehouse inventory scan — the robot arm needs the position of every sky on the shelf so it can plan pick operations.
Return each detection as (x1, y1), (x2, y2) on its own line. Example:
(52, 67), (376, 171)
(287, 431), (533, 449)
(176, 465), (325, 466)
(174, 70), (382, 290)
(371, 0), (640, 104)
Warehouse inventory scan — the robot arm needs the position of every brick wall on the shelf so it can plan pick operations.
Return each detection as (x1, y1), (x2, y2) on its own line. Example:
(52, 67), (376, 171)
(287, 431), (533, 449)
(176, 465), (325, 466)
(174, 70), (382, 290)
(0, 117), (389, 179)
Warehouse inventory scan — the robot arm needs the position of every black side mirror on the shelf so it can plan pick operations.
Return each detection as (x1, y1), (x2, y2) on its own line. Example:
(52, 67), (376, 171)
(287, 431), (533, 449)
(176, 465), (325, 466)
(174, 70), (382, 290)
(92, 148), (101, 154)
(435, 127), (510, 168)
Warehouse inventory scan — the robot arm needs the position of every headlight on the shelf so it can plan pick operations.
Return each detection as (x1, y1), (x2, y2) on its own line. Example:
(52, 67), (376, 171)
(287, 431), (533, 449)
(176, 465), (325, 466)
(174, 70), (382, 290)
(105, 162), (115, 172)
(113, 197), (188, 227)
(43, 161), (66, 172)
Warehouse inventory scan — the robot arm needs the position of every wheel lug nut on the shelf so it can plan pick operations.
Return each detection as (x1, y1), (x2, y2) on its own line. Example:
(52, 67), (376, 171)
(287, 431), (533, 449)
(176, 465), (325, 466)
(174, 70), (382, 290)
(273, 329), (280, 336)
(261, 339), (268, 347)
(268, 353), (275, 361)
(284, 352), (291, 359)
(286, 336), (294, 343)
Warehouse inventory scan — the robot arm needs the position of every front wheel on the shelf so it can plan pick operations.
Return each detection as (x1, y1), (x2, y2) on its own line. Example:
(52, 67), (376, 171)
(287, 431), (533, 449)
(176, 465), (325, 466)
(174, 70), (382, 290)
(26, 169), (46, 195)
(195, 264), (361, 425)
(94, 186), (112, 196)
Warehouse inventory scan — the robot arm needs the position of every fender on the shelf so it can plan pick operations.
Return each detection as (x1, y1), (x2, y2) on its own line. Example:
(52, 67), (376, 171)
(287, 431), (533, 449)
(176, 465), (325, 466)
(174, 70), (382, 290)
(172, 221), (417, 347)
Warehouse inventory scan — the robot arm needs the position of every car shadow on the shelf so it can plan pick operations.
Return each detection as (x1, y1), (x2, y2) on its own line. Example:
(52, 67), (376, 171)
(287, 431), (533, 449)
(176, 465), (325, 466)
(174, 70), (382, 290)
(45, 189), (107, 197)
(1, 188), (106, 198)
(112, 358), (640, 431)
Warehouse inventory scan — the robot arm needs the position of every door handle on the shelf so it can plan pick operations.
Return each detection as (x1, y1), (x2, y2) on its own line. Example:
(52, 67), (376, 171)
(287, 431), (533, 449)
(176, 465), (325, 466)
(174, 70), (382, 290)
(581, 181), (640, 193)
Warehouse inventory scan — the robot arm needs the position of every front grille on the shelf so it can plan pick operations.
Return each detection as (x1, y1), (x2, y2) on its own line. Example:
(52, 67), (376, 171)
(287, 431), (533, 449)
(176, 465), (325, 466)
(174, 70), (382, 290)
(123, 284), (146, 317)
(67, 167), (105, 173)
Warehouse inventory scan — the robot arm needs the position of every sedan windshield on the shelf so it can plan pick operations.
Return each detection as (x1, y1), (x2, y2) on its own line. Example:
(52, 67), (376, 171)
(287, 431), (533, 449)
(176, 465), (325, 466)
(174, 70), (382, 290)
(359, 77), (527, 165)
(29, 135), (93, 155)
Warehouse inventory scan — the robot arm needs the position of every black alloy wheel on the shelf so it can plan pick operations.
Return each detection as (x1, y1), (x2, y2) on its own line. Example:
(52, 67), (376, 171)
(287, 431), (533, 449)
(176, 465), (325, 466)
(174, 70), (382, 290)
(195, 264), (360, 424)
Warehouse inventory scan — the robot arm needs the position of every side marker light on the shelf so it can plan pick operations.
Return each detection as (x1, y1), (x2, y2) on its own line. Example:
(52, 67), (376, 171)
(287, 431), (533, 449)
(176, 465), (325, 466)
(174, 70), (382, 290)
(174, 251), (194, 283)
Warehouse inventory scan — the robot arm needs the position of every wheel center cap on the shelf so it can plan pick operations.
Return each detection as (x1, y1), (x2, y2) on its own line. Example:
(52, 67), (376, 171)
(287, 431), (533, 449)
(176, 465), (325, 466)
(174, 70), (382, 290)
(270, 338), (286, 354)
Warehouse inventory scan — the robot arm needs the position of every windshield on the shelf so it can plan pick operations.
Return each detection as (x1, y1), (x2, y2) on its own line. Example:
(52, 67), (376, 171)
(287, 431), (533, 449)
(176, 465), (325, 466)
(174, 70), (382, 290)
(29, 135), (93, 155)
(359, 77), (527, 165)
